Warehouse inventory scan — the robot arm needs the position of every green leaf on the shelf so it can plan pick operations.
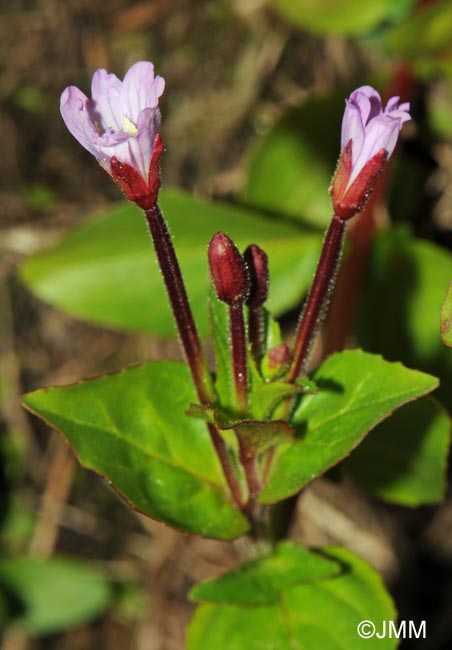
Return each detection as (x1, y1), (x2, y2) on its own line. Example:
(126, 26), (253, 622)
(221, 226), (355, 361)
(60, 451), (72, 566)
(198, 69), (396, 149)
(186, 404), (294, 455)
(19, 189), (321, 337)
(187, 546), (397, 650)
(260, 349), (438, 504)
(22, 361), (249, 540)
(385, 1), (452, 80)
(189, 541), (340, 606)
(242, 98), (343, 227)
(249, 381), (302, 420)
(441, 280), (452, 347)
(344, 397), (450, 506)
(356, 228), (452, 406)
(0, 556), (111, 635)
(268, 0), (392, 35)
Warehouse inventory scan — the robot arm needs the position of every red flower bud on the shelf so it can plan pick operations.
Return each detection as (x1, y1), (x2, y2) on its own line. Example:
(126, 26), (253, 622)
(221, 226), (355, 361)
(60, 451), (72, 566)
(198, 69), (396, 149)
(243, 244), (269, 308)
(208, 233), (249, 306)
(268, 343), (291, 370)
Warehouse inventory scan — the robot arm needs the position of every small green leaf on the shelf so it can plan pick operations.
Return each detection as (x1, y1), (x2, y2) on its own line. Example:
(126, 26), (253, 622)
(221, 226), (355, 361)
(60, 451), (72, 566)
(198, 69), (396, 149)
(344, 397), (450, 506)
(0, 557), (111, 635)
(249, 381), (301, 420)
(187, 546), (397, 650)
(23, 361), (249, 540)
(186, 404), (293, 454)
(242, 98), (343, 227)
(189, 541), (340, 606)
(234, 420), (294, 454)
(260, 349), (438, 504)
(19, 189), (321, 337)
(441, 280), (452, 347)
(357, 228), (452, 406)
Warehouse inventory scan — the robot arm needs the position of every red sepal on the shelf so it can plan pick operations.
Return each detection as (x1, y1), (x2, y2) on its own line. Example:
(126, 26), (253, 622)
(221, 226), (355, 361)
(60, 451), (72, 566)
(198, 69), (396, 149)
(148, 133), (164, 201)
(110, 134), (165, 210)
(330, 139), (352, 209)
(331, 147), (387, 221)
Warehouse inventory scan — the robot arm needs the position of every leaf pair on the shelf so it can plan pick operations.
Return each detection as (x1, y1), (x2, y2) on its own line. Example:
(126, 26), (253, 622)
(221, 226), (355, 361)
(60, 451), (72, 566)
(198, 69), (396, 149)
(23, 350), (442, 540)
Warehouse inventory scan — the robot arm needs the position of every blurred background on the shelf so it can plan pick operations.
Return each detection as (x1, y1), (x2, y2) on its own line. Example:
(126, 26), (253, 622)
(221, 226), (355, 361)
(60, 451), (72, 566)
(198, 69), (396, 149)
(2, 0), (452, 648)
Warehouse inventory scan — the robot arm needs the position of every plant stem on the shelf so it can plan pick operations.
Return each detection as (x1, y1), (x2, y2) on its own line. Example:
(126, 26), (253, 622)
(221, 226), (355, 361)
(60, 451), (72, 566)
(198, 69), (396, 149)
(209, 422), (245, 508)
(144, 204), (245, 508)
(144, 204), (213, 404)
(286, 215), (346, 382)
(229, 303), (248, 415)
(248, 306), (264, 360)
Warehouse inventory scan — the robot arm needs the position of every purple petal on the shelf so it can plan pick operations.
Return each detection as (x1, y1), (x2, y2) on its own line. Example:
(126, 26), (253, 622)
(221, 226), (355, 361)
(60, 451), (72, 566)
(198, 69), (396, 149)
(350, 86), (383, 124)
(91, 69), (123, 131)
(97, 137), (132, 171)
(126, 107), (161, 180)
(121, 61), (164, 123)
(350, 114), (401, 184)
(60, 86), (100, 157)
(388, 108), (411, 125)
(384, 95), (400, 112)
(341, 101), (365, 157)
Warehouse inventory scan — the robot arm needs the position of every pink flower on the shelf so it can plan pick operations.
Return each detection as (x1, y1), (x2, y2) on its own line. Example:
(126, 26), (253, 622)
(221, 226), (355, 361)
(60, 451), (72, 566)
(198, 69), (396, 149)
(331, 85), (411, 220)
(60, 61), (165, 208)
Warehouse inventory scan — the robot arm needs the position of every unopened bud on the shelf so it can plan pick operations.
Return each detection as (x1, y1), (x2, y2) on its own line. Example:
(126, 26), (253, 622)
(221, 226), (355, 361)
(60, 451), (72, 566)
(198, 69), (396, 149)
(208, 232), (249, 305)
(243, 244), (269, 308)
(268, 344), (291, 369)
(261, 343), (292, 379)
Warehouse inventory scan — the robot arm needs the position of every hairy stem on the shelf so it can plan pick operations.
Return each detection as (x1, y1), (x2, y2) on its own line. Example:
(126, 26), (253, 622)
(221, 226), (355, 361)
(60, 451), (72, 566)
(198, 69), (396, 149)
(248, 306), (265, 361)
(145, 204), (213, 403)
(229, 303), (248, 415)
(287, 215), (346, 382)
(144, 204), (244, 507)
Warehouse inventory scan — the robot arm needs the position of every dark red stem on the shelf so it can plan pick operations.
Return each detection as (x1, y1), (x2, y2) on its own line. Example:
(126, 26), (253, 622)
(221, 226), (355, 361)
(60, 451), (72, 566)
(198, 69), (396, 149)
(287, 215), (346, 382)
(144, 204), (245, 507)
(248, 306), (264, 360)
(208, 422), (245, 508)
(229, 303), (248, 415)
(239, 441), (261, 503)
(144, 204), (213, 403)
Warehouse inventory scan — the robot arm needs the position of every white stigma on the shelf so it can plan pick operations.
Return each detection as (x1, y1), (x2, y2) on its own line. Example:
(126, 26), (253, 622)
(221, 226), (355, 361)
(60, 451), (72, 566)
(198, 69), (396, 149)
(123, 114), (138, 136)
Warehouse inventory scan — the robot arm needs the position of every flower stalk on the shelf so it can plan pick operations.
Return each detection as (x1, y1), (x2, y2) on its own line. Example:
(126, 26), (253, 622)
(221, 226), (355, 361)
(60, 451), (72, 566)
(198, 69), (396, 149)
(244, 244), (269, 361)
(229, 303), (249, 415)
(144, 204), (213, 403)
(145, 210), (247, 508)
(286, 215), (346, 382)
(208, 232), (250, 416)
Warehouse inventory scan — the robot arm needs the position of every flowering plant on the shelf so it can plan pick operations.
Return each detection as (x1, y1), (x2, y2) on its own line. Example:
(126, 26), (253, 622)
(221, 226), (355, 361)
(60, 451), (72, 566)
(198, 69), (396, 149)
(21, 61), (449, 649)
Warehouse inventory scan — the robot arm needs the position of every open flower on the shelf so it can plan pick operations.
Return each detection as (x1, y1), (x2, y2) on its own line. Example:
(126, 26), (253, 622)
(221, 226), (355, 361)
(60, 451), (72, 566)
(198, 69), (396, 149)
(60, 61), (165, 208)
(331, 85), (411, 220)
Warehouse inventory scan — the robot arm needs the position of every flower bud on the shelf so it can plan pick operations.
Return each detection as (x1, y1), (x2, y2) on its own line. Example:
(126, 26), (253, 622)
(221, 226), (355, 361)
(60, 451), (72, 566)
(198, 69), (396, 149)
(208, 233), (249, 306)
(261, 343), (292, 379)
(243, 244), (269, 308)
